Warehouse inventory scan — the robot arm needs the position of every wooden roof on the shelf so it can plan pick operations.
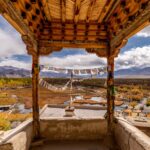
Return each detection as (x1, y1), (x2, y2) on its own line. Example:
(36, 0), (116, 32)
(0, 0), (150, 57)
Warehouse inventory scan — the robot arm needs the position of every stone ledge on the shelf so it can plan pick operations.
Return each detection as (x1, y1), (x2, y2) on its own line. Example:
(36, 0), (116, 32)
(115, 117), (150, 150)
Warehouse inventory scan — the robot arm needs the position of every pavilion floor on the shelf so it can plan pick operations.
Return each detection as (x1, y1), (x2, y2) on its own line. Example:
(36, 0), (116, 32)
(30, 141), (119, 150)
(30, 139), (120, 150)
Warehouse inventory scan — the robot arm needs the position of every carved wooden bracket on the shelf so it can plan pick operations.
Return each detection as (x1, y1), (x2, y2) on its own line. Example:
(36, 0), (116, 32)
(110, 0), (150, 50)
(86, 48), (108, 57)
(22, 35), (38, 55)
(110, 39), (128, 58)
(39, 47), (62, 55)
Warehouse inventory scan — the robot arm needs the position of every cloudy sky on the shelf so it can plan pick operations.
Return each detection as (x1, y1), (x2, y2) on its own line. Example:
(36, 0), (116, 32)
(0, 15), (150, 70)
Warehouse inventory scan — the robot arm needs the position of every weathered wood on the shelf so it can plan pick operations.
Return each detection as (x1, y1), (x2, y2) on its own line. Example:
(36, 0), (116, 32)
(39, 40), (108, 49)
(110, 39), (128, 58)
(107, 56), (115, 133)
(42, 0), (52, 21)
(39, 46), (62, 55)
(86, 48), (107, 57)
(32, 54), (40, 139)
(61, 0), (66, 23)
(104, 0), (120, 22)
(110, 0), (150, 52)
(98, 0), (115, 23)
(0, 0), (38, 52)
(22, 35), (37, 56)
(86, 0), (96, 22)
(74, 0), (82, 23)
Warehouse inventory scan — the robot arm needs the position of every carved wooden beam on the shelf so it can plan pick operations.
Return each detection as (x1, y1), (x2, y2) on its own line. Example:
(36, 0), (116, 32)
(0, 0), (38, 53)
(39, 40), (108, 49)
(98, 0), (116, 23)
(110, 1), (150, 52)
(86, 0), (96, 22)
(61, 0), (66, 23)
(103, 0), (120, 22)
(42, 0), (52, 21)
(74, 0), (82, 23)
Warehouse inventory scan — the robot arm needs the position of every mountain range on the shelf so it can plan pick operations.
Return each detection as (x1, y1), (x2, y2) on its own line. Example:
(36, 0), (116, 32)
(0, 66), (150, 78)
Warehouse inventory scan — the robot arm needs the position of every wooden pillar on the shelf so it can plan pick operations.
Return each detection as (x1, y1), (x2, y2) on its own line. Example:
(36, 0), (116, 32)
(32, 54), (40, 139)
(107, 56), (115, 133)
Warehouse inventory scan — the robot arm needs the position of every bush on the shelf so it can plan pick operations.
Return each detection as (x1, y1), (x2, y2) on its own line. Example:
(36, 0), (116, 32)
(0, 118), (11, 131)
(129, 101), (137, 109)
(0, 113), (32, 122)
(0, 98), (17, 105)
(146, 99), (150, 107)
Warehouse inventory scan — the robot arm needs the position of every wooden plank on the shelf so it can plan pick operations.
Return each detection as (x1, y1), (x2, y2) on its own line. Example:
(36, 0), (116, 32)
(74, 0), (82, 23)
(39, 40), (108, 49)
(32, 54), (40, 139)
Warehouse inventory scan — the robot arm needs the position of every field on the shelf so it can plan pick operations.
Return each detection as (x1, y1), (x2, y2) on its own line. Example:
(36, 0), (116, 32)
(0, 78), (150, 130)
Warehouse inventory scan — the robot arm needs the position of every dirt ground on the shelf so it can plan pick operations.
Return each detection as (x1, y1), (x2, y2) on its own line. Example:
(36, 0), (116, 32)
(3, 86), (106, 108)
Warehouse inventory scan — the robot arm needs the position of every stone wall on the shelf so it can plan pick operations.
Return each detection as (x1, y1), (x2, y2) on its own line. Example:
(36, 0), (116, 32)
(40, 118), (107, 140)
(114, 118), (150, 150)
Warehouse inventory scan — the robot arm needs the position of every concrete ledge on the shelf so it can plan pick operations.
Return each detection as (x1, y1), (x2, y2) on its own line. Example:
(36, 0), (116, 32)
(0, 104), (47, 146)
(115, 117), (150, 150)
(40, 118), (107, 141)
(0, 119), (33, 150)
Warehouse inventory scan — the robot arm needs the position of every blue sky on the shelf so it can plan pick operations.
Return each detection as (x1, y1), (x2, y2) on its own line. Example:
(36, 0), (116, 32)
(0, 15), (150, 70)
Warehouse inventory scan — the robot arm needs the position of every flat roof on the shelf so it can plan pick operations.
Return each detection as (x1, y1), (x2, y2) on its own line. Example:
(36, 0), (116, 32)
(40, 105), (106, 119)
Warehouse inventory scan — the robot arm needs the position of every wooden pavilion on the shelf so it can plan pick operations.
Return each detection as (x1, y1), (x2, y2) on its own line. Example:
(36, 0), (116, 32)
(0, 0), (150, 140)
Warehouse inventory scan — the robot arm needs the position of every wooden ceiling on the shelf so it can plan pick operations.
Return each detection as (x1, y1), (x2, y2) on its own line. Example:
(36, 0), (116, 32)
(0, 0), (150, 57)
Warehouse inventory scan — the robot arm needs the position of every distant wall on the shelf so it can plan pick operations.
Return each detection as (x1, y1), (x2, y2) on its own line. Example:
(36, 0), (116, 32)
(114, 118), (150, 150)
(40, 118), (107, 140)
(0, 120), (33, 150)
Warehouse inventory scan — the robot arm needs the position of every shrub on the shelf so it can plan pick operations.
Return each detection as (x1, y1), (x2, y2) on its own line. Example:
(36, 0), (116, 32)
(129, 101), (137, 109)
(0, 98), (17, 105)
(0, 118), (11, 131)
(146, 99), (150, 107)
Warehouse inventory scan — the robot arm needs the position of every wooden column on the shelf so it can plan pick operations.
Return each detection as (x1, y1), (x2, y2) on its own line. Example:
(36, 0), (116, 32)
(107, 56), (115, 133)
(32, 54), (40, 139)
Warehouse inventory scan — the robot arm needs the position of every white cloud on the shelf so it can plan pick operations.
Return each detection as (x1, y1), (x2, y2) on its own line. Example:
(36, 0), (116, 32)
(116, 45), (150, 70)
(0, 17), (26, 57)
(0, 45), (149, 71)
(0, 59), (31, 70)
(40, 54), (106, 68)
(40, 45), (150, 70)
(136, 26), (150, 38)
